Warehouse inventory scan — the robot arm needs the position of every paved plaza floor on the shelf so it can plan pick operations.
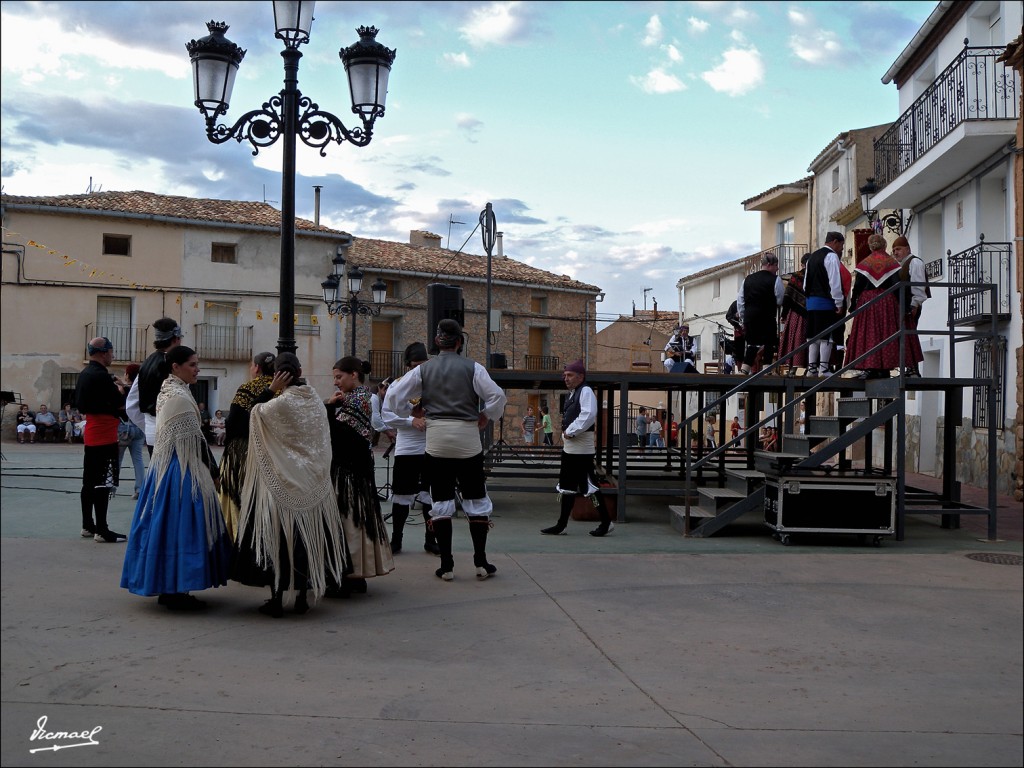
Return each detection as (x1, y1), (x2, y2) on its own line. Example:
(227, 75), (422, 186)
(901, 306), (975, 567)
(1, 441), (1021, 767)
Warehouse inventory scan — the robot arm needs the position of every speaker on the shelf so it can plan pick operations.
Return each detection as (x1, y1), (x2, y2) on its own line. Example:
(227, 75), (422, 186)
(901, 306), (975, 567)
(489, 352), (507, 369)
(427, 283), (464, 353)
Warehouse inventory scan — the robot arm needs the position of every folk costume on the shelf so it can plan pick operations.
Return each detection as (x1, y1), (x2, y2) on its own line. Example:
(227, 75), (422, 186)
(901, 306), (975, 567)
(846, 249), (903, 376)
(232, 382), (348, 615)
(328, 384), (394, 589)
(778, 266), (809, 370)
(218, 373), (274, 542)
(896, 236), (928, 375)
(120, 374), (231, 601)
(804, 235), (846, 376)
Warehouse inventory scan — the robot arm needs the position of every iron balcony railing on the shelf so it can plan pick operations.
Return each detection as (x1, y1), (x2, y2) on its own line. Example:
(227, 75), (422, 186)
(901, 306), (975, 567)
(762, 243), (808, 277)
(524, 354), (560, 371)
(84, 324), (149, 362)
(193, 323), (253, 361)
(873, 44), (1020, 188)
(948, 236), (1012, 325)
(368, 349), (404, 382)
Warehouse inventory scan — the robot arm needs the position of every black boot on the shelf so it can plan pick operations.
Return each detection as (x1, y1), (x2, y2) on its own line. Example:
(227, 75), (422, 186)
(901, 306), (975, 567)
(258, 588), (284, 618)
(390, 503), (409, 554)
(432, 517), (454, 581)
(541, 494), (574, 535)
(589, 493), (615, 537)
(422, 505), (440, 555)
(469, 516), (497, 580)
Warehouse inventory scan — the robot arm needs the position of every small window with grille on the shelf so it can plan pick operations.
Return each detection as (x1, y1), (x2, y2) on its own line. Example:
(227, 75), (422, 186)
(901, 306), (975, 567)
(103, 234), (131, 256)
(211, 243), (237, 264)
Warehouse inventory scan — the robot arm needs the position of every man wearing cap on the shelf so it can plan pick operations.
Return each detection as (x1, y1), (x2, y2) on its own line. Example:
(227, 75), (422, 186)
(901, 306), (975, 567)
(126, 317), (183, 451)
(803, 232), (847, 377)
(893, 235), (928, 377)
(384, 319), (507, 581)
(74, 337), (129, 542)
(380, 341), (440, 556)
(540, 359), (615, 537)
(737, 252), (784, 375)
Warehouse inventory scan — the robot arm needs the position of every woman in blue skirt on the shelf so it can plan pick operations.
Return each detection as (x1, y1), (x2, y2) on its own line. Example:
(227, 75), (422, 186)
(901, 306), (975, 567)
(121, 345), (231, 611)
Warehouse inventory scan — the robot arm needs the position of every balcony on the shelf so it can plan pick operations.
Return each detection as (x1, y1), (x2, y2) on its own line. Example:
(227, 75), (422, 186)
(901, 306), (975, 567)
(948, 237), (1012, 325)
(761, 243), (808, 277)
(871, 45), (1019, 207)
(368, 349), (403, 382)
(524, 355), (560, 371)
(84, 324), (149, 363)
(193, 323), (254, 362)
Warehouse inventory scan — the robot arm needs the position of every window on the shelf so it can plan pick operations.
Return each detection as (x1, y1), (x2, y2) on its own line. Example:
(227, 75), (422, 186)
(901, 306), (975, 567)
(211, 243), (237, 263)
(972, 337), (1006, 429)
(776, 218), (794, 246)
(831, 166), (839, 192)
(712, 278), (721, 299)
(295, 303), (319, 336)
(60, 372), (78, 410)
(102, 234), (131, 256)
(530, 296), (547, 314)
(381, 279), (398, 300)
(95, 296), (134, 360)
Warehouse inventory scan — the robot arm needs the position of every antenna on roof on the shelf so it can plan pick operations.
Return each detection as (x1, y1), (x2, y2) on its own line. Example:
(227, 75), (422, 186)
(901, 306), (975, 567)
(642, 287), (653, 311)
(262, 184), (278, 205)
(86, 177), (102, 194)
(447, 214), (466, 249)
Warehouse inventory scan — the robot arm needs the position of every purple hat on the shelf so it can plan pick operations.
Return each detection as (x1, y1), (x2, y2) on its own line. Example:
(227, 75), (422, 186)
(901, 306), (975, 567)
(563, 359), (586, 375)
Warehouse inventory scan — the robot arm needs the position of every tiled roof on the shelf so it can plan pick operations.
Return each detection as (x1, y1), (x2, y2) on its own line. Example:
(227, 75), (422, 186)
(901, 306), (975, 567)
(677, 253), (752, 286)
(349, 238), (599, 292)
(1, 191), (600, 293)
(0, 190), (342, 233)
(740, 176), (812, 207)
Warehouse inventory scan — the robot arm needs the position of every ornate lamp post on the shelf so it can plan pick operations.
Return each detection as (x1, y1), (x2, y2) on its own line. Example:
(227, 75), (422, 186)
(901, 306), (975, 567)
(186, 1), (396, 355)
(859, 178), (907, 236)
(320, 241), (387, 356)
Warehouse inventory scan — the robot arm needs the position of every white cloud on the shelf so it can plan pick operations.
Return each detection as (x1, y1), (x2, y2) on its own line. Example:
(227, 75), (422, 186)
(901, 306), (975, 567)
(788, 8), (810, 26)
(459, 1), (529, 48)
(642, 15), (663, 46)
(701, 47), (764, 96)
(789, 31), (843, 64)
(631, 68), (687, 95)
(688, 17), (710, 34)
(442, 52), (471, 67)
(730, 29), (748, 44)
(726, 8), (756, 24)
(665, 44), (683, 63)
(455, 113), (484, 142)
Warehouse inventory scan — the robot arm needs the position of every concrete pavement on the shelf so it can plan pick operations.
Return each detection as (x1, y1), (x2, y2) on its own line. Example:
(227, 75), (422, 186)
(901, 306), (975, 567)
(1, 441), (1021, 767)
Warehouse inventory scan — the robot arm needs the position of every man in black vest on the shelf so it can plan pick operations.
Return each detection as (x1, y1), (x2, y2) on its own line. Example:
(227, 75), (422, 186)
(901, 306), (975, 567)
(737, 252), (784, 375)
(126, 317), (183, 452)
(803, 231), (846, 377)
(384, 319), (507, 582)
(540, 359), (615, 537)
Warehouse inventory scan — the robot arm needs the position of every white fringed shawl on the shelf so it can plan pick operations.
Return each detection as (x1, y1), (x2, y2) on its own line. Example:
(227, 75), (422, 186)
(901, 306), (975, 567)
(239, 384), (346, 599)
(148, 374), (222, 548)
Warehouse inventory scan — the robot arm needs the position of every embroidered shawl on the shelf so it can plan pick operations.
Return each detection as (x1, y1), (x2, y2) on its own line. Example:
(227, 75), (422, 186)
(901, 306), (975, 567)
(149, 374), (221, 547)
(334, 385), (374, 445)
(855, 251), (902, 288)
(238, 384), (347, 599)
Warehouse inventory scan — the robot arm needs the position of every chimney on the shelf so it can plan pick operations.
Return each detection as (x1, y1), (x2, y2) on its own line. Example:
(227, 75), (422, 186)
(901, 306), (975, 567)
(313, 185), (322, 226)
(653, 298), (658, 315)
(409, 230), (443, 248)
(496, 231), (504, 258)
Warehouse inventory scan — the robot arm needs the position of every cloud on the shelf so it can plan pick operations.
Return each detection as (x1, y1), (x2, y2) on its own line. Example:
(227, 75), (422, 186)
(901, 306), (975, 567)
(459, 1), (532, 48)
(642, 15), (663, 47)
(788, 8), (811, 26)
(442, 52), (471, 68)
(454, 113), (484, 143)
(701, 47), (764, 96)
(688, 17), (710, 34)
(631, 68), (687, 95)
(665, 44), (683, 63)
(788, 30), (843, 65)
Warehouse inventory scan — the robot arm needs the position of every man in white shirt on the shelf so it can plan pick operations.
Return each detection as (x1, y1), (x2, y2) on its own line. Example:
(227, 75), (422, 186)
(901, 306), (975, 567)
(892, 235), (928, 377)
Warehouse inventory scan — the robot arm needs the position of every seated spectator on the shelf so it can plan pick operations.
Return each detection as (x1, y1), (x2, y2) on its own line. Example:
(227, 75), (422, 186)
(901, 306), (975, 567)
(58, 403), (84, 443)
(16, 404), (36, 443)
(34, 404), (61, 442)
(210, 409), (226, 446)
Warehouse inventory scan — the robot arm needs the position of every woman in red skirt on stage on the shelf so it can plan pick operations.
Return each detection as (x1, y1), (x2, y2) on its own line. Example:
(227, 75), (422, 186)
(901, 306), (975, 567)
(778, 253), (810, 373)
(846, 234), (902, 379)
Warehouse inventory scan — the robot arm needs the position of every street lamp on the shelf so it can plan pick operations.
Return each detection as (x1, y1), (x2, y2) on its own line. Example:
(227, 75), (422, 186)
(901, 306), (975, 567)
(320, 243), (387, 356)
(480, 202), (497, 367)
(186, 2), (396, 355)
(859, 178), (906, 236)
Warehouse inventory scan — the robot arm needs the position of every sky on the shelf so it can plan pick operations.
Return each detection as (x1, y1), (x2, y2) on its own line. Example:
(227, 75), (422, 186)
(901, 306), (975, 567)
(0, 0), (937, 325)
